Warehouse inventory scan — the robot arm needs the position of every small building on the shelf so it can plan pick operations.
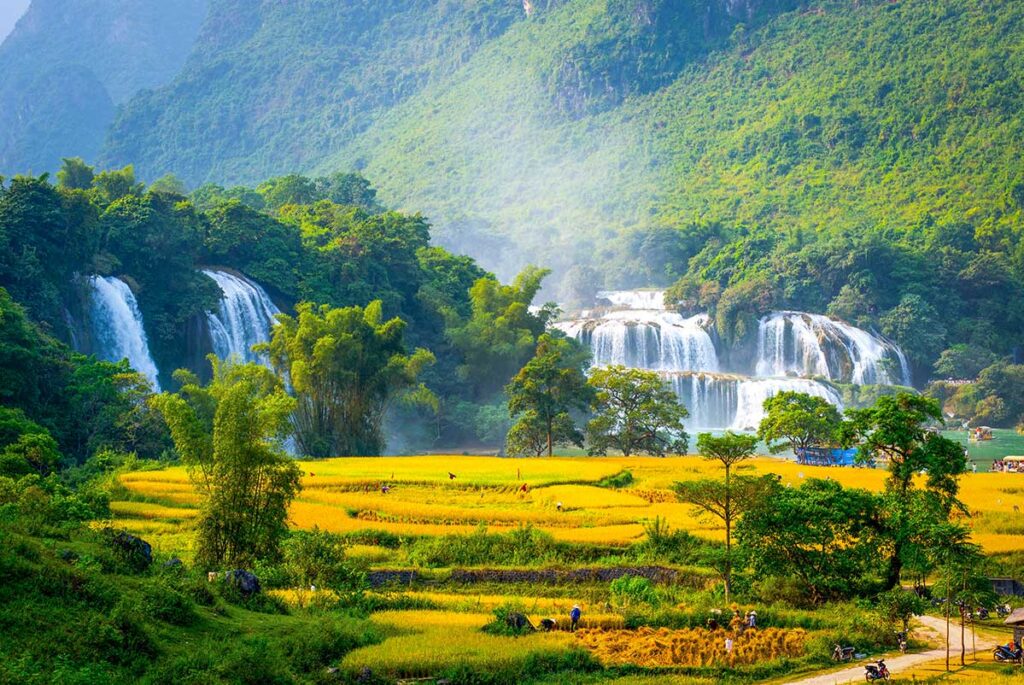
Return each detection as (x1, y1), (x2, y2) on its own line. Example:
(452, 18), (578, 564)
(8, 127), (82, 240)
(1005, 607), (1024, 643)
(991, 577), (1024, 596)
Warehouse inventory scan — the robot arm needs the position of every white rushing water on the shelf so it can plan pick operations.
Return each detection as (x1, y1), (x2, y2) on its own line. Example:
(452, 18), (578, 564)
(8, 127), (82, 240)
(555, 310), (719, 372)
(87, 276), (161, 390)
(667, 373), (843, 431)
(596, 289), (667, 310)
(756, 311), (911, 386)
(557, 291), (913, 430)
(202, 270), (280, 364)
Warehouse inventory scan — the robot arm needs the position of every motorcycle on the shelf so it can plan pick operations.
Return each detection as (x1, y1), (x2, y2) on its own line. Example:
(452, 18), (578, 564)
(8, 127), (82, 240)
(832, 644), (855, 662)
(996, 603), (1012, 618)
(993, 644), (1023, 664)
(864, 659), (891, 682)
(974, 607), (989, 620)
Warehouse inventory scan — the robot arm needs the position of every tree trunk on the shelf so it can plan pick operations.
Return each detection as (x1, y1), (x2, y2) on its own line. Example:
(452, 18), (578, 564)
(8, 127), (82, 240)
(546, 417), (553, 457)
(960, 607), (966, 666)
(724, 463), (731, 605)
(971, 615), (976, 662)
(945, 587), (951, 671)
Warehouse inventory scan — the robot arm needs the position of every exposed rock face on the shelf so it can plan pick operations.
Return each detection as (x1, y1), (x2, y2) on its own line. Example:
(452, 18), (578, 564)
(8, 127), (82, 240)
(224, 569), (261, 597)
(109, 531), (153, 571)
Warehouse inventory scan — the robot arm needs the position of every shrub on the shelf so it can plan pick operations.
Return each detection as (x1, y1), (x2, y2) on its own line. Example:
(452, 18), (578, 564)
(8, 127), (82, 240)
(610, 575), (660, 609)
(141, 579), (196, 626)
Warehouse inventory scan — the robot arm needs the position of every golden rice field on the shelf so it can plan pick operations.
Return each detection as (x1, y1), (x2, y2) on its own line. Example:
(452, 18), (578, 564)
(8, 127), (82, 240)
(112, 455), (1024, 554)
(575, 626), (807, 667)
(340, 610), (576, 679)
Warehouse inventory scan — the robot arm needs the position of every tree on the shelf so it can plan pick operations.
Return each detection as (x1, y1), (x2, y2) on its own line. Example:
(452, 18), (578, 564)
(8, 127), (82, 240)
(844, 393), (969, 589)
(927, 524), (988, 670)
(149, 174), (188, 196)
(150, 358), (301, 567)
(880, 294), (946, 368)
(92, 165), (144, 205)
(0, 432), (62, 478)
(932, 344), (998, 380)
(446, 267), (552, 398)
(264, 301), (435, 457)
(316, 172), (381, 212)
(56, 157), (95, 190)
(586, 366), (688, 456)
(506, 333), (592, 457)
(758, 391), (843, 454)
(674, 474), (774, 603)
(674, 431), (758, 602)
(876, 587), (927, 636)
(738, 478), (881, 603)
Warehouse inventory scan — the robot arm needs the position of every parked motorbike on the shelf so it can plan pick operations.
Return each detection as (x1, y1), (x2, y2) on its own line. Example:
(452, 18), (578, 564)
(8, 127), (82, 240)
(993, 644), (1023, 664)
(832, 644), (855, 662)
(996, 603), (1012, 618)
(974, 607), (989, 620)
(864, 659), (891, 682)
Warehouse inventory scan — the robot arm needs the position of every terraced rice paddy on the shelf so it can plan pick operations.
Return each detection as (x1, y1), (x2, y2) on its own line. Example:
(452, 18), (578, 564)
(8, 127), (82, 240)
(112, 455), (1024, 553)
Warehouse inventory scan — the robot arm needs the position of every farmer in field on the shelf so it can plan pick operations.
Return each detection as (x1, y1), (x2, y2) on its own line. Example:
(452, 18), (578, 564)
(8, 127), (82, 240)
(570, 605), (581, 631)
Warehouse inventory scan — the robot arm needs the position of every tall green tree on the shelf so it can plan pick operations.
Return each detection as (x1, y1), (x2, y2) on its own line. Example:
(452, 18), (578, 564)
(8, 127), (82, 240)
(876, 587), (927, 636)
(506, 333), (592, 457)
(673, 432), (759, 602)
(447, 266), (553, 398)
(737, 478), (880, 603)
(56, 157), (95, 191)
(758, 391), (844, 454)
(844, 393), (968, 589)
(585, 366), (688, 456)
(264, 301), (435, 457)
(674, 473), (775, 604)
(150, 358), (301, 567)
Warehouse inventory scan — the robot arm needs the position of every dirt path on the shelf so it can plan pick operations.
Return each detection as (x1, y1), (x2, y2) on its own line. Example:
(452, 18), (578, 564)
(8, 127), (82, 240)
(781, 615), (998, 685)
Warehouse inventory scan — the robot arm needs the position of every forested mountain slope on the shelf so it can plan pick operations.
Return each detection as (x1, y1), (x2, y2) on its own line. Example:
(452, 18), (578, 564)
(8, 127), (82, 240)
(0, 0), (207, 174)
(96, 1), (1024, 289)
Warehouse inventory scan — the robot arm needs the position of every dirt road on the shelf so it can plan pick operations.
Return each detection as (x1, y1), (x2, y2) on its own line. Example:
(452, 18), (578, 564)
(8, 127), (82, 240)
(782, 615), (998, 685)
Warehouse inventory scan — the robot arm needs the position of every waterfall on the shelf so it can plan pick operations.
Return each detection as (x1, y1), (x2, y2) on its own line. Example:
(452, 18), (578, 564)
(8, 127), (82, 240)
(554, 310), (719, 372)
(756, 312), (911, 386)
(87, 276), (161, 390)
(202, 270), (280, 364)
(556, 290), (903, 431)
(596, 289), (667, 310)
(665, 373), (842, 431)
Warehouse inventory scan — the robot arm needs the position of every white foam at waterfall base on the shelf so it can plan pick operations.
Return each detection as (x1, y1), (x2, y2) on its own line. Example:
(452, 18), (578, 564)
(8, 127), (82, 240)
(87, 276), (161, 390)
(756, 312), (911, 385)
(203, 270), (281, 365)
(667, 373), (842, 431)
(730, 377), (842, 431)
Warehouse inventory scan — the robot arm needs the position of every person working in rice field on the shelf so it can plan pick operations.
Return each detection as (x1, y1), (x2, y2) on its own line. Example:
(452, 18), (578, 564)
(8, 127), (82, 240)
(570, 605), (581, 631)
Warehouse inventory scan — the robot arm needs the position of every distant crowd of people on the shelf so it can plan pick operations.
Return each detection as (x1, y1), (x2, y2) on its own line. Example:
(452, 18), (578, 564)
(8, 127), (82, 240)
(991, 460), (1024, 473)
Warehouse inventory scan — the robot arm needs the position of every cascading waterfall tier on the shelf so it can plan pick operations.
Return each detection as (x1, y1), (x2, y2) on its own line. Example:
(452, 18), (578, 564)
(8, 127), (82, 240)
(554, 309), (719, 372)
(86, 275), (161, 390)
(595, 289), (668, 311)
(756, 311), (911, 386)
(664, 373), (844, 431)
(202, 269), (280, 364)
(555, 290), (912, 430)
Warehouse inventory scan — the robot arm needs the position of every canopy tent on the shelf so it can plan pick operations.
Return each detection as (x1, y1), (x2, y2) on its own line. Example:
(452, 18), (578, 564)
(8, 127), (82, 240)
(795, 447), (859, 467)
